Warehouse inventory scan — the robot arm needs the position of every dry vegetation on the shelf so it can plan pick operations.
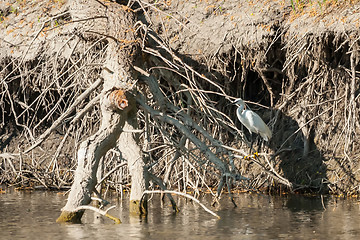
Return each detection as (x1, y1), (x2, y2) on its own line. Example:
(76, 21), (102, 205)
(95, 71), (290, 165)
(0, 0), (359, 197)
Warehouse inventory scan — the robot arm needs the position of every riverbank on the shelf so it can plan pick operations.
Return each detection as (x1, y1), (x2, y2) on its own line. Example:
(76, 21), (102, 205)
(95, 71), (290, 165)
(1, 0), (359, 195)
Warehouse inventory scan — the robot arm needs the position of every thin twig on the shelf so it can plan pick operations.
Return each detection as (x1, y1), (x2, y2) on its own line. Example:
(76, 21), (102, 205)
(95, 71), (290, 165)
(25, 78), (104, 153)
(141, 190), (220, 219)
(74, 205), (121, 224)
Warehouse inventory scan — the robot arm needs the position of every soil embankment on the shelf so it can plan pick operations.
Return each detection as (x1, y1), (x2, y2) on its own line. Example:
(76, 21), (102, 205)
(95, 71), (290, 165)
(1, 0), (359, 195)
(144, 0), (360, 194)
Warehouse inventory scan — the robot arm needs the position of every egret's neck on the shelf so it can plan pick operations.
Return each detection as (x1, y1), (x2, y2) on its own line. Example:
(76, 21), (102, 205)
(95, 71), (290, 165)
(237, 104), (245, 112)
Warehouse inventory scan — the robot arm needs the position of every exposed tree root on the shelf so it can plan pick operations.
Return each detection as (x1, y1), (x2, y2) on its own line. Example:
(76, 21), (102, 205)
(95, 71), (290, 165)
(0, 0), (359, 219)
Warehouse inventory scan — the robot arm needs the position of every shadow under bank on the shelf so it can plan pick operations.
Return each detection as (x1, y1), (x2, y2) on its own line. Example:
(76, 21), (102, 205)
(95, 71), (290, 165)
(139, 25), (328, 193)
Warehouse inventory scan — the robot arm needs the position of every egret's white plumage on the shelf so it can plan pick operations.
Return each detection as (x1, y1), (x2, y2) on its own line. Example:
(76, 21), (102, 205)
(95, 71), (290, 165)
(234, 98), (272, 141)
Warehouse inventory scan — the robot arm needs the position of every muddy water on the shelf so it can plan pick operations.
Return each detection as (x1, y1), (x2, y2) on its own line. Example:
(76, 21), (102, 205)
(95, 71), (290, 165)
(1, 188), (360, 240)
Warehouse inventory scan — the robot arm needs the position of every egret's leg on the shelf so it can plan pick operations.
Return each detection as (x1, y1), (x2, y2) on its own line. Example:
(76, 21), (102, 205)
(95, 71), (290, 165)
(256, 138), (261, 155)
(249, 139), (254, 154)
(244, 133), (255, 159)
(254, 139), (269, 159)
(249, 137), (261, 159)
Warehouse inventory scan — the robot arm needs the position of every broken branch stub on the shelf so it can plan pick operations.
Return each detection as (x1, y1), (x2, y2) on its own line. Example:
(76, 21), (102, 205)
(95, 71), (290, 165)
(108, 89), (129, 111)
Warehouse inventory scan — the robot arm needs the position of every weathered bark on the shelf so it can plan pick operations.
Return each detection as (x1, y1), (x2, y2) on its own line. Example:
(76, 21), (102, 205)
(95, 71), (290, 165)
(56, 91), (130, 223)
(117, 109), (148, 215)
(57, 0), (146, 223)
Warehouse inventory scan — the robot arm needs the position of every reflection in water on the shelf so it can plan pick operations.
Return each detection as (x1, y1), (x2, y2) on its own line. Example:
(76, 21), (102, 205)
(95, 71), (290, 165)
(1, 188), (360, 239)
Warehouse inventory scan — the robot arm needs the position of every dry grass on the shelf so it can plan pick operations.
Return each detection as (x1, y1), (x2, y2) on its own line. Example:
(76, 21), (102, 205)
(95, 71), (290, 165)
(288, 0), (360, 15)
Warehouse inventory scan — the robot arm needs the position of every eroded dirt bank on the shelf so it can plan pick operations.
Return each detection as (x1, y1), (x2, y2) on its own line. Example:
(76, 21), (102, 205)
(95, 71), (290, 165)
(143, 0), (360, 194)
(1, 0), (359, 195)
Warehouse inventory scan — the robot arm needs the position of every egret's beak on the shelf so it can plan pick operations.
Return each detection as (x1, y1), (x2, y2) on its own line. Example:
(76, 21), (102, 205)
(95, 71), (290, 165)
(226, 100), (235, 107)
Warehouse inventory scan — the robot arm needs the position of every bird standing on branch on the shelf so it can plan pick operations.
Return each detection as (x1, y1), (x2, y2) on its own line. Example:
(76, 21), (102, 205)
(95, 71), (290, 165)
(233, 98), (272, 157)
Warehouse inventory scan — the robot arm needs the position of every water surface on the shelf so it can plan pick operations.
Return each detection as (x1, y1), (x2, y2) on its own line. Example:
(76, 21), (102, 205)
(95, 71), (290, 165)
(1, 188), (360, 239)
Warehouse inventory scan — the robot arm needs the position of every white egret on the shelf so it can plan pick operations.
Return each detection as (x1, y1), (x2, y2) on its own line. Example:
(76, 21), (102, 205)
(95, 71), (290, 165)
(233, 98), (272, 156)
